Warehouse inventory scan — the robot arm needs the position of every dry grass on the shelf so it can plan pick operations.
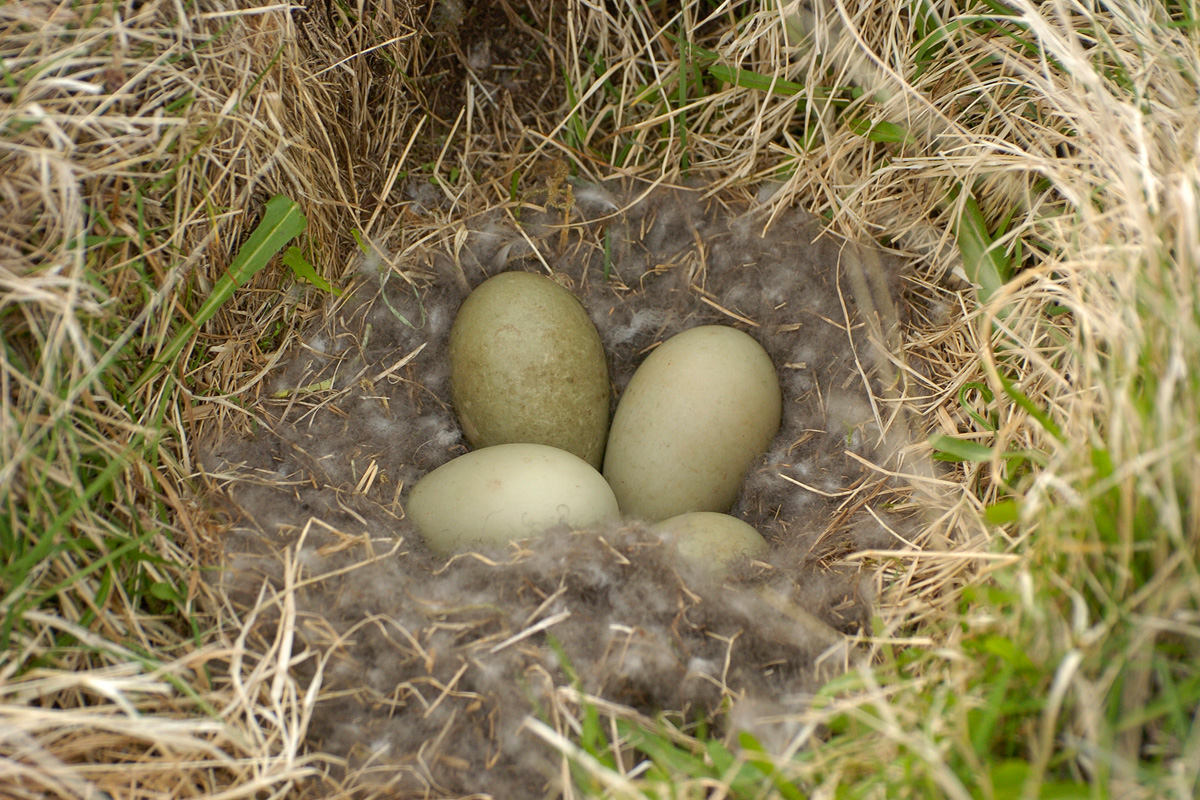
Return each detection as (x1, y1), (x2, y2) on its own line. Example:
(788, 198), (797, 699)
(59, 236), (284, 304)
(2, 0), (1198, 797)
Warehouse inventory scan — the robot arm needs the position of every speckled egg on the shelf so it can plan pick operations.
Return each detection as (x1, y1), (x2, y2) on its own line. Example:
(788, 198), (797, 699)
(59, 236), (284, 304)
(603, 325), (781, 522)
(653, 512), (768, 571)
(406, 443), (619, 555)
(449, 271), (610, 468)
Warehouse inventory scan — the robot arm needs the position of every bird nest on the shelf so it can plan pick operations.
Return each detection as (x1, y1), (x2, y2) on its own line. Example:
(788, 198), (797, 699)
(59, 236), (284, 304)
(201, 180), (922, 796)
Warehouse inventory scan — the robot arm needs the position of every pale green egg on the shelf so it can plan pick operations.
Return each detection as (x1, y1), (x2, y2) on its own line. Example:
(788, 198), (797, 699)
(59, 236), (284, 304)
(407, 443), (619, 555)
(449, 271), (610, 468)
(653, 511), (768, 570)
(603, 325), (781, 522)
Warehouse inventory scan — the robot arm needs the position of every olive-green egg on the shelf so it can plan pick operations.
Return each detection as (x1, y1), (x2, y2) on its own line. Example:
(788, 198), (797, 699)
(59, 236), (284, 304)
(653, 512), (768, 571)
(407, 443), (619, 555)
(603, 325), (782, 522)
(449, 272), (610, 468)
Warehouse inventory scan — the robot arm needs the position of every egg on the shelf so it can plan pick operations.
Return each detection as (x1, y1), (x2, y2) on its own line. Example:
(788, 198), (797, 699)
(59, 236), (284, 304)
(653, 512), (768, 570)
(449, 271), (610, 468)
(603, 325), (781, 522)
(406, 443), (619, 555)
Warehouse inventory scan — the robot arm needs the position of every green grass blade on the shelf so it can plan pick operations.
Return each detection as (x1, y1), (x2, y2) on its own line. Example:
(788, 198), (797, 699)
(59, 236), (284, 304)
(848, 118), (914, 144)
(930, 435), (1000, 462)
(707, 64), (805, 96)
(562, 67), (589, 152)
(959, 381), (998, 431)
(995, 370), (1065, 443)
(130, 194), (306, 392)
(930, 435), (1047, 466)
(1, 438), (139, 647)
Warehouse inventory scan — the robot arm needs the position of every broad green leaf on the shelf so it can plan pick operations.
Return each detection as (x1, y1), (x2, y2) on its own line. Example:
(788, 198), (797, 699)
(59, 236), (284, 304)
(981, 635), (1035, 670)
(985, 759), (1029, 800)
(981, 760), (1092, 800)
(955, 191), (1009, 304)
(132, 194), (306, 391)
(848, 118), (914, 144)
(351, 228), (371, 254)
(705, 739), (736, 773)
(149, 580), (183, 603)
(282, 246), (340, 296)
(984, 499), (1021, 525)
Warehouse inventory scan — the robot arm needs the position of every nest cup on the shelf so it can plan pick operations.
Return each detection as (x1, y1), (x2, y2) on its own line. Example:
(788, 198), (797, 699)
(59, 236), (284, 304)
(202, 180), (917, 796)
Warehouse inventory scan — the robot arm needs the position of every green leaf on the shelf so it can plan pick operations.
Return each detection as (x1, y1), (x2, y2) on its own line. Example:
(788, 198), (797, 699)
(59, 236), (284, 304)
(981, 636), (1035, 670)
(930, 435), (999, 462)
(984, 499), (1020, 525)
(736, 733), (807, 800)
(955, 191), (1010, 304)
(930, 435), (1047, 466)
(847, 118), (914, 144)
(708, 64), (805, 96)
(958, 380), (997, 431)
(148, 580), (183, 603)
(282, 246), (340, 296)
(131, 194), (306, 392)
(984, 759), (1029, 800)
(969, 662), (1016, 756)
(979, 760), (1092, 800)
(1037, 783), (1093, 799)
(562, 66), (588, 152)
(995, 370), (1065, 443)
(351, 228), (371, 254)
(705, 739), (736, 773)
(623, 723), (707, 778)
